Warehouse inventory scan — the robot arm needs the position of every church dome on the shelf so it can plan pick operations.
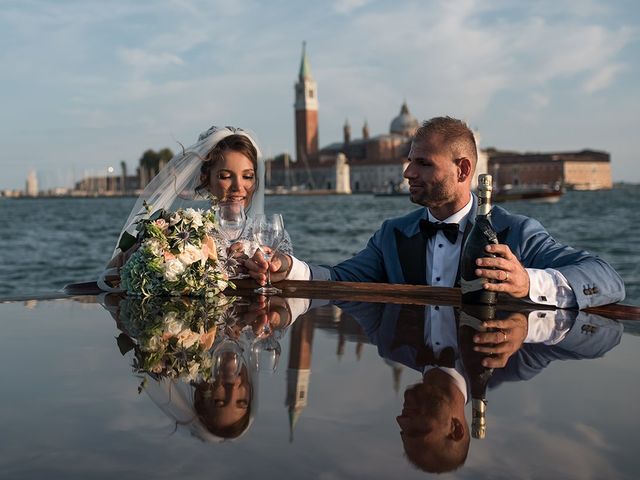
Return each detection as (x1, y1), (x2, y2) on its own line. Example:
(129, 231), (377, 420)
(389, 101), (419, 136)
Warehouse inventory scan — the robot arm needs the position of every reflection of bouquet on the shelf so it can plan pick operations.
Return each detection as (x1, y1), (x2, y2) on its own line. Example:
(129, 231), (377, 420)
(117, 295), (236, 384)
(119, 206), (233, 296)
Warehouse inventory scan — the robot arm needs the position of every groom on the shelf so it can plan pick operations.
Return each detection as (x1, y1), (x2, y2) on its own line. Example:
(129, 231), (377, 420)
(247, 116), (625, 309)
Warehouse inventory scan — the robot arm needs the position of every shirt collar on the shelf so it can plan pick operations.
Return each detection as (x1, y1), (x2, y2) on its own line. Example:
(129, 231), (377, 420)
(426, 195), (473, 233)
(423, 366), (469, 404)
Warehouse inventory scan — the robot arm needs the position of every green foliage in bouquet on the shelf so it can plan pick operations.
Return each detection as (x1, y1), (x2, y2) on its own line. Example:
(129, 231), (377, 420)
(120, 206), (234, 296)
(117, 295), (237, 384)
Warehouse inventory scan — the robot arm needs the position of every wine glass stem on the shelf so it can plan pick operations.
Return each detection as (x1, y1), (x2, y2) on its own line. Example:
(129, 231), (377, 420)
(266, 260), (272, 287)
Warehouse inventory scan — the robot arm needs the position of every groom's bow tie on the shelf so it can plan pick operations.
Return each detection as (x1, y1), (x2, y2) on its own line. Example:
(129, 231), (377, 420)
(419, 219), (460, 244)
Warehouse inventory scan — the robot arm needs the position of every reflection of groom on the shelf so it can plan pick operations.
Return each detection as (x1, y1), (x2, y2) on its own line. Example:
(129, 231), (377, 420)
(340, 301), (623, 473)
(342, 302), (471, 473)
(248, 116), (625, 309)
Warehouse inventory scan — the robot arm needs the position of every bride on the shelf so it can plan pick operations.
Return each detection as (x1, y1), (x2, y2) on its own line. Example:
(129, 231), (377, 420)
(99, 125), (292, 291)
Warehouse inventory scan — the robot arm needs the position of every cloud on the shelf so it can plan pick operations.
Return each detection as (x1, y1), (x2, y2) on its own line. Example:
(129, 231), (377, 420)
(118, 48), (184, 72)
(332, 0), (371, 14)
(1, 0), (638, 188)
(582, 63), (625, 94)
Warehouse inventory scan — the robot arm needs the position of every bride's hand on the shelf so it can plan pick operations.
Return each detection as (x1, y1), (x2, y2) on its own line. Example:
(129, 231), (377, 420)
(226, 241), (249, 276)
(227, 242), (246, 259)
(244, 249), (291, 285)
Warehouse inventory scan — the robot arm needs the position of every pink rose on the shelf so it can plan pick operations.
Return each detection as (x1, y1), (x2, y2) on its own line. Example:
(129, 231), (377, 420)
(155, 219), (169, 232)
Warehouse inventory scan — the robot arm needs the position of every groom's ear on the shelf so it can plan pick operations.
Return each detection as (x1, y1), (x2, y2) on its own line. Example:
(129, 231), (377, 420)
(456, 157), (472, 182)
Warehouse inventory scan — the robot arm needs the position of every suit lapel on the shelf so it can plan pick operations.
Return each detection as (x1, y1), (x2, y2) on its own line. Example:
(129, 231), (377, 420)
(455, 220), (474, 286)
(394, 228), (427, 285)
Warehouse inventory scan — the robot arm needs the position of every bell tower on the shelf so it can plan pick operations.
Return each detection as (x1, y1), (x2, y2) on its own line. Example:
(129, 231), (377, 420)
(294, 42), (318, 164)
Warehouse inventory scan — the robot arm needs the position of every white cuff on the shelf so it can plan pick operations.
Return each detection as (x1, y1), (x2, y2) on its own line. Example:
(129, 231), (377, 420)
(285, 297), (310, 322)
(525, 310), (573, 344)
(526, 268), (577, 307)
(287, 255), (312, 281)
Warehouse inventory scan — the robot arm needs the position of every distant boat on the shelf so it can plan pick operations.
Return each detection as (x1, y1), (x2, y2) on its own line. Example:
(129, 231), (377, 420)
(493, 184), (564, 203)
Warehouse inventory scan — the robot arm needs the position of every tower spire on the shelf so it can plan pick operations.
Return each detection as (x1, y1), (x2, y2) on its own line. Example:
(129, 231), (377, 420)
(299, 41), (312, 80)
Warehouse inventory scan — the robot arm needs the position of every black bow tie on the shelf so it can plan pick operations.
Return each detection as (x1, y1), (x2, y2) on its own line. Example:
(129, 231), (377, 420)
(391, 317), (457, 368)
(417, 345), (456, 368)
(419, 219), (460, 244)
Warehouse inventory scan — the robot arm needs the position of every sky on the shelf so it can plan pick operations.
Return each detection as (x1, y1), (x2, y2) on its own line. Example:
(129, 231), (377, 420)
(1, 0), (639, 190)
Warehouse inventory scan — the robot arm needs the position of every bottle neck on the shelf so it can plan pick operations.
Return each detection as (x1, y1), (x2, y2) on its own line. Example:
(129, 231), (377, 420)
(477, 193), (492, 216)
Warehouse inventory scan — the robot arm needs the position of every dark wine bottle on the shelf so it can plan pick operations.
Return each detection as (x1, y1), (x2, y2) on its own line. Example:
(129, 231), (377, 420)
(460, 173), (499, 305)
(457, 304), (497, 439)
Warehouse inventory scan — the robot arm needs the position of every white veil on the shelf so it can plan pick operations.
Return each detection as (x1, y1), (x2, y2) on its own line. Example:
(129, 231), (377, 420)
(112, 125), (265, 258)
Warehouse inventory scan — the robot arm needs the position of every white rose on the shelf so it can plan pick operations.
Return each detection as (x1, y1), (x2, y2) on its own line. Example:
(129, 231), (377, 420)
(177, 243), (206, 266)
(181, 361), (200, 383)
(163, 258), (185, 282)
(183, 208), (203, 227)
(162, 314), (184, 336)
(144, 334), (164, 353)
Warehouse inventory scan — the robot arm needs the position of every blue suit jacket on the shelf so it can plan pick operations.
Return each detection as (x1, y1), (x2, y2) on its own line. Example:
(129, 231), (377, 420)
(310, 195), (625, 308)
(489, 311), (623, 388)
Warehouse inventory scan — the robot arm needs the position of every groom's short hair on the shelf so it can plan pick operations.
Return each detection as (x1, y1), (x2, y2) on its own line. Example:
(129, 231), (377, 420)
(414, 117), (478, 169)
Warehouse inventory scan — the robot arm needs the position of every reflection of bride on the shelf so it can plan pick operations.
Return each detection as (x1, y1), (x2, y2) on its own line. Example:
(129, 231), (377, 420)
(111, 295), (256, 442)
(143, 338), (258, 442)
(104, 293), (304, 442)
(99, 125), (293, 291)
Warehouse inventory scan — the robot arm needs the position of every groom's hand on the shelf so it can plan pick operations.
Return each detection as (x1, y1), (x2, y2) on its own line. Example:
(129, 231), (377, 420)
(474, 244), (530, 299)
(244, 249), (292, 285)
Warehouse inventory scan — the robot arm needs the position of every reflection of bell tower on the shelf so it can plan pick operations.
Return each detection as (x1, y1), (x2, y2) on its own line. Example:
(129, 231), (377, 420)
(384, 359), (404, 394)
(285, 316), (315, 442)
(294, 41), (318, 165)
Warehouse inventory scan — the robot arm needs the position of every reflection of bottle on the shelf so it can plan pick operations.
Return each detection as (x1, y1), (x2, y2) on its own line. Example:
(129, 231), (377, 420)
(460, 174), (499, 305)
(457, 304), (496, 439)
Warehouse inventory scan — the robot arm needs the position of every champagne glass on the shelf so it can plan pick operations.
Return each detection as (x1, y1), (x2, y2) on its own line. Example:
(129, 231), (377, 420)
(218, 201), (247, 245)
(253, 214), (284, 295)
(212, 338), (244, 384)
(251, 336), (282, 374)
(218, 201), (248, 279)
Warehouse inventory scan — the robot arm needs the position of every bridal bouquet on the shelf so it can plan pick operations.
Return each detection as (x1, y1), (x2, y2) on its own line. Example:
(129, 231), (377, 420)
(116, 295), (236, 383)
(119, 206), (233, 297)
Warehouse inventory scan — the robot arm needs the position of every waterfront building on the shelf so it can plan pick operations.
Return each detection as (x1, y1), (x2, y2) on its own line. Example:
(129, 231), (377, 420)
(25, 169), (38, 197)
(74, 175), (138, 196)
(488, 149), (613, 190)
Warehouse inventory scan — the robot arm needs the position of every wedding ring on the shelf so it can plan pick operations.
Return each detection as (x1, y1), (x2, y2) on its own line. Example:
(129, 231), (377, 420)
(501, 330), (507, 342)
(504, 271), (510, 282)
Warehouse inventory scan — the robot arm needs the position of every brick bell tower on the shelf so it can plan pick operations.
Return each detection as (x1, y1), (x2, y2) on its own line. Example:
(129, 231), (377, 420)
(294, 42), (318, 165)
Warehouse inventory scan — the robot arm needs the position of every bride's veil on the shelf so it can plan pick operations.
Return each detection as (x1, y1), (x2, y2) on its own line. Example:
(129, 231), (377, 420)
(112, 126), (265, 258)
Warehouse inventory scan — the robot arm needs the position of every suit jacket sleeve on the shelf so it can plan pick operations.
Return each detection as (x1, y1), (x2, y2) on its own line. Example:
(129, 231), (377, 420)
(500, 211), (625, 308)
